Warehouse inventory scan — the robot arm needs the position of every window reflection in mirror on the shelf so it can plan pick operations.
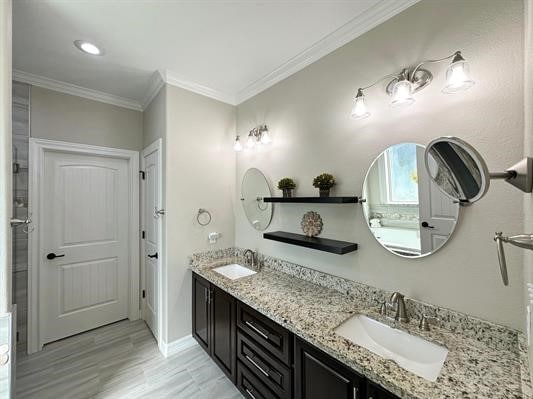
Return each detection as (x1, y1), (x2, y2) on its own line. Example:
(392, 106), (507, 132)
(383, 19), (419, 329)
(362, 143), (460, 258)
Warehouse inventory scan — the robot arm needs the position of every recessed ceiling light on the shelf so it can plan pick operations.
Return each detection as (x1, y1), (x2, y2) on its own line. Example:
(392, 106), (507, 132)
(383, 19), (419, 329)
(74, 40), (103, 56)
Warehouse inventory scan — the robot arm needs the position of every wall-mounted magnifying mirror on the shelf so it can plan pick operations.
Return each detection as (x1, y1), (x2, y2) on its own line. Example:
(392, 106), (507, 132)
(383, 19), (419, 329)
(241, 168), (273, 231)
(425, 136), (533, 204)
(362, 143), (460, 258)
(425, 136), (533, 286)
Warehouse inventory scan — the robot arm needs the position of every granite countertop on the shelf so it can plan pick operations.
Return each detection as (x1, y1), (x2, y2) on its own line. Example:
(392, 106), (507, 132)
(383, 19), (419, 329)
(191, 256), (531, 399)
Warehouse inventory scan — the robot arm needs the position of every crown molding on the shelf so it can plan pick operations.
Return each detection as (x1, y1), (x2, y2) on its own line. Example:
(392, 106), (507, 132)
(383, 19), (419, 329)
(161, 70), (237, 106)
(235, 0), (420, 104)
(13, 0), (418, 110)
(141, 70), (166, 110)
(13, 70), (143, 111)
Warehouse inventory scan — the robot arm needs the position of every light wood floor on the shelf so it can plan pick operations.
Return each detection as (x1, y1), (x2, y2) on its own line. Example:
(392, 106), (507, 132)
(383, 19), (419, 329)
(15, 320), (243, 399)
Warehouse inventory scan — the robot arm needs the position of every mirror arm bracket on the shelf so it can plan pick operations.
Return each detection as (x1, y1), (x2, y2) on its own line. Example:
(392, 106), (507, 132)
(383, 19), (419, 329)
(491, 157), (533, 193)
(489, 171), (516, 180)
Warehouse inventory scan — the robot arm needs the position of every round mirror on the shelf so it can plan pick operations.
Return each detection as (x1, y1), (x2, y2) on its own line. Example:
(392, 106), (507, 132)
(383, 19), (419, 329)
(241, 168), (273, 231)
(362, 143), (460, 258)
(424, 136), (490, 204)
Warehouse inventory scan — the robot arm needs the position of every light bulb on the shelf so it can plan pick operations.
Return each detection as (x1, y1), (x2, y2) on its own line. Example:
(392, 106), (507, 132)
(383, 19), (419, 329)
(443, 53), (475, 93)
(260, 129), (271, 144)
(391, 78), (415, 107)
(351, 89), (370, 119)
(233, 136), (242, 152)
(246, 134), (256, 149)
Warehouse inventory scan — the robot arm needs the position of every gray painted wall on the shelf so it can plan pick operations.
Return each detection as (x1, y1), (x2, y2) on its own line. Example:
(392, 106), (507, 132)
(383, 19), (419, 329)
(165, 84), (236, 342)
(143, 88), (166, 147)
(235, 0), (525, 330)
(31, 86), (143, 151)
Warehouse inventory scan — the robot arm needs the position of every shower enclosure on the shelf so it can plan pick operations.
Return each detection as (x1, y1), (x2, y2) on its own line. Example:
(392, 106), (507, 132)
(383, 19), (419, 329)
(12, 81), (29, 352)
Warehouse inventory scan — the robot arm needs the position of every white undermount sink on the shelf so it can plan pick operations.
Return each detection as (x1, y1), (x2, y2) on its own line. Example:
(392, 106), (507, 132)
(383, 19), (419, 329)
(213, 264), (257, 280)
(334, 314), (448, 382)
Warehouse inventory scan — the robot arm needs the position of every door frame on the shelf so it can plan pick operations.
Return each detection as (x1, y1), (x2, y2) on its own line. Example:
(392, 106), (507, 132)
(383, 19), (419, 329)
(140, 138), (163, 347)
(27, 138), (140, 353)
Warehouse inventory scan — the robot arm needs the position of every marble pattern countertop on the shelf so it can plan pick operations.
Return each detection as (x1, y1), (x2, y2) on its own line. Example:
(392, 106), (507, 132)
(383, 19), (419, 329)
(191, 252), (531, 399)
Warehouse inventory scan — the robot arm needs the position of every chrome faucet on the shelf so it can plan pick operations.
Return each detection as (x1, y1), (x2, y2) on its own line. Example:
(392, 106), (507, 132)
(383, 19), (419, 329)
(388, 292), (409, 323)
(243, 249), (257, 269)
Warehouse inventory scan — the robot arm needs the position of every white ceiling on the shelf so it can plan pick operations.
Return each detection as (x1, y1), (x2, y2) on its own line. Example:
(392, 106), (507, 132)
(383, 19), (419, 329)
(13, 0), (418, 109)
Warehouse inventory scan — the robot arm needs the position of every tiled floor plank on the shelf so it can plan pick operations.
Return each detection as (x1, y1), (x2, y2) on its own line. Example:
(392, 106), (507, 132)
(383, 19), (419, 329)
(16, 319), (243, 399)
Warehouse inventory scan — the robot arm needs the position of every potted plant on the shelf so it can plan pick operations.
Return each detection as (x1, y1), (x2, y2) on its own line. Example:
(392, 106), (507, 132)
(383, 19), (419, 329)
(313, 173), (336, 197)
(277, 178), (296, 198)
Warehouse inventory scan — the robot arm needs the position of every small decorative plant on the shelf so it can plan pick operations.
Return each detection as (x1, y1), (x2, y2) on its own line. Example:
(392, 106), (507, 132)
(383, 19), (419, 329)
(278, 177), (296, 198)
(313, 173), (336, 197)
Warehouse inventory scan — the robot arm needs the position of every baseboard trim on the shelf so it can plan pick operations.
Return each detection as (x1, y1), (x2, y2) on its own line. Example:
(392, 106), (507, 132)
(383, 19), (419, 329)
(158, 334), (197, 358)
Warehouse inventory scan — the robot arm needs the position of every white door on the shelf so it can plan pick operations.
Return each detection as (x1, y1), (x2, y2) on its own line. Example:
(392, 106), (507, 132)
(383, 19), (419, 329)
(417, 147), (459, 253)
(141, 140), (161, 340)
(39, 150), (130, 345)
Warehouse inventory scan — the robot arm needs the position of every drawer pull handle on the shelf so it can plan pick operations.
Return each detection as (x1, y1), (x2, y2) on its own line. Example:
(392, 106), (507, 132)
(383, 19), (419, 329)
(245, 354), (270, 377)
(354, 387), (359, 399)
(245, 388), (257, 399)
(245, 321), (269, 340)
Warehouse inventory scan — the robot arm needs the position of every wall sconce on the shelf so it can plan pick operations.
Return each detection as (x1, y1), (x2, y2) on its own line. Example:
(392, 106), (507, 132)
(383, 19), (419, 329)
(351, 50), (475, 119)
(234, 125), (271, 152)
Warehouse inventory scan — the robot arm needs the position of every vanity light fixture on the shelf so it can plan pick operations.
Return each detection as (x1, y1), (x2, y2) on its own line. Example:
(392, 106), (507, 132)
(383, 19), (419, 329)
(442, 52), (475, 93)
(234, 125), (271, 152)
(74, 40), (103, 56)
(351, 89), (370, 119)
(246, 134), (256, 149)
(391, 69), (415, 107)
(233, 136), (243, 152)
(260, 127), (272, 144)
(351, 50), (474, 119)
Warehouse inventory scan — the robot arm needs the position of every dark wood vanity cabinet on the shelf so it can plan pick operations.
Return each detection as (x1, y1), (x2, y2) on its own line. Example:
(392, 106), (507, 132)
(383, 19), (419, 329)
(192, 273), (211, 351)
(211, 283), (237, 380)
(366, 381), (398, 399)
(192, 273), (236, 382)
(192, 272), (399, 399)
(294, 337), (365, 399)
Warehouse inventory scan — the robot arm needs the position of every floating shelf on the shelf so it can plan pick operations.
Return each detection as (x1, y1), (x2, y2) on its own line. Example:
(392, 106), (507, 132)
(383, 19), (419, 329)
(263, 196), (358, 204)
(264, 231), (358, 255)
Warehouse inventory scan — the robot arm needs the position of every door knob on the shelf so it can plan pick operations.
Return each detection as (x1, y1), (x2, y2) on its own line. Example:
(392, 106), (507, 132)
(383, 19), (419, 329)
(148, 253), (158, 259)
(10, 216), (31, 227)
(46, 253), (65, 260)
(0, 343), (8, 366)
(421, 221), (435, 229)
(154, 207), (165, 218)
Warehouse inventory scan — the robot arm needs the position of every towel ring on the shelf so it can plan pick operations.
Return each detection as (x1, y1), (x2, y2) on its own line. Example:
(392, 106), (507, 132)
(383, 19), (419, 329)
(197, 208), (212, 226)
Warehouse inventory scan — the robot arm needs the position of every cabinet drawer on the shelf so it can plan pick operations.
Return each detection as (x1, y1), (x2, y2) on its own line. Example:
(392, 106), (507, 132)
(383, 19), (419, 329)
(237, 360), (280, 399)
(237, 301), (292, 365)
(237, 332), (292, 399)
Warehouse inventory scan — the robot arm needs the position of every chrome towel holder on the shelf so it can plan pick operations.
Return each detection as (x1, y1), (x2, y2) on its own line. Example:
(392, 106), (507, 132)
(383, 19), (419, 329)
(494, 232), (533, 286)
(197, 208), (212, 226)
